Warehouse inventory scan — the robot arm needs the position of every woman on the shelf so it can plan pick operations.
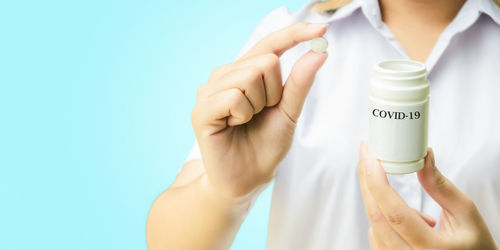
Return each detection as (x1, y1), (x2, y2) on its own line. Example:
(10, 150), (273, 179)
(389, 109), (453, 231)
(147, 0), (500, 249)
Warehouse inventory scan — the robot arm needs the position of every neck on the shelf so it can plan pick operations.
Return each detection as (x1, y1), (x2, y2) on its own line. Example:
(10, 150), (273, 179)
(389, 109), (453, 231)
(378, 0), (466, 62)
(380, 0), (466, 28)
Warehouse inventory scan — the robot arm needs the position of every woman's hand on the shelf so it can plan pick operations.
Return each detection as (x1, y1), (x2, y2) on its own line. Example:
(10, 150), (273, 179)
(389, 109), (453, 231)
(358, 142), (498, 250)
(191, 22), (328, 200)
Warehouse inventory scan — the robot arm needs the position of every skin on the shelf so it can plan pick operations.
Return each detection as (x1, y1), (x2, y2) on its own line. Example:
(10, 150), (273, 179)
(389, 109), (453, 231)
(380, 0), (466, 62)
(146, 1), (497, 249)
(147, 22), (329, 250)
(358, 142), (497, 250)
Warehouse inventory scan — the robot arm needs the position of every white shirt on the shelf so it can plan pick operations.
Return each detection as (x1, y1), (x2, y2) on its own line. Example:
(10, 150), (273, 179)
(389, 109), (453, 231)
(185, 0), (500, 248)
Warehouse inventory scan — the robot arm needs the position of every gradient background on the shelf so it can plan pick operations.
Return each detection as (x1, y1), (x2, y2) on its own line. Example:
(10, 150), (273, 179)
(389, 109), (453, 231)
(0, 0), (306, 249)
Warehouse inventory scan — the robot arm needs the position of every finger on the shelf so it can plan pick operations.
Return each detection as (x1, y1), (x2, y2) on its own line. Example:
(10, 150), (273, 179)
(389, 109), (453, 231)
(358, 152), (410, 250)
(192, 88), (254, 135)
(241, 22), (328, 60)
(229, 54), (283, 107)
(278, 50), (327, 123)
(359, 151), (386, 227)
(417, 148), (474, 215)
(363, 143), (436, 228)
(364, 154), (439, 247)
(413, 208), (436, 227)
(368, 228), (380, 250)
(207, 68), (267, 114)
(369, 227), (412, 250)
(202, 55), (282, 112)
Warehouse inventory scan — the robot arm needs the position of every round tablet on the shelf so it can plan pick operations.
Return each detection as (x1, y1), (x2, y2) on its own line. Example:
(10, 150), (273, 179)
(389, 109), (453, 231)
(310, 37), (328, 53)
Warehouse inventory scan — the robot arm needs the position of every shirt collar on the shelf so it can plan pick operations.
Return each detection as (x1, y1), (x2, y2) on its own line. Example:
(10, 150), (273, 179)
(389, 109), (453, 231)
(304, 0), (500, 26)
(302, 0), (500, 72)
(303, 0), (363, 23)
(478, 0), (500, 25)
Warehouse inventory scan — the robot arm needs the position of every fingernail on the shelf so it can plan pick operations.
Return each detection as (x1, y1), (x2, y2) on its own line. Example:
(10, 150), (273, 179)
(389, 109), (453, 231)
(307, 23), (328, 32)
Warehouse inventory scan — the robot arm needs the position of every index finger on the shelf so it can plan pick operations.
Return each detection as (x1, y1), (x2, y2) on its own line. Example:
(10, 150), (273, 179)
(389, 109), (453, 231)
(358, 143), (411, 249)
(240, 22), (328, 61)
(364, 154), (441, 248)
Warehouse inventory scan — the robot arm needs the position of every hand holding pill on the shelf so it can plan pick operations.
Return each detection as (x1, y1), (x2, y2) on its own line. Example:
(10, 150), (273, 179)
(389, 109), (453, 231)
(191, 22), (328, 199)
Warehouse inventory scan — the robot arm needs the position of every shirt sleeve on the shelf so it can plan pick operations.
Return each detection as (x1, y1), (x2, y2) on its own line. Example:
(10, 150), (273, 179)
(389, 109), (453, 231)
(181, 7), (294, 169)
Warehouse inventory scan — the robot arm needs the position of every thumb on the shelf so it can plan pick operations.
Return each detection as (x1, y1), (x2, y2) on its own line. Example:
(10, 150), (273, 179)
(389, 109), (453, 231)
(278, 50), (327, 123)
(417, 148), (473, 214)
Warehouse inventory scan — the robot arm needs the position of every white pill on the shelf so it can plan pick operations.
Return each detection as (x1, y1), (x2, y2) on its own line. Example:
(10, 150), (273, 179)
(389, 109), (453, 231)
(310, 37), (328, 53)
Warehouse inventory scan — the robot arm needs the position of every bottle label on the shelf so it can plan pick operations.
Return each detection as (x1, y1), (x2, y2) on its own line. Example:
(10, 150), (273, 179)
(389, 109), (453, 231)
(368, 98), (429, 162)
(371, 109), (421, 120)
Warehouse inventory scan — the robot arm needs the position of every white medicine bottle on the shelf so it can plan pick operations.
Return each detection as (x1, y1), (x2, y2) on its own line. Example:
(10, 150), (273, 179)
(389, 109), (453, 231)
(368, 60), (430, 174)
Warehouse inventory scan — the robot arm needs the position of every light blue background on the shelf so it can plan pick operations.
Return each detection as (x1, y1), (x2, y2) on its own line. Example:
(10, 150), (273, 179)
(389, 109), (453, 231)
(0, 0), (305, 249)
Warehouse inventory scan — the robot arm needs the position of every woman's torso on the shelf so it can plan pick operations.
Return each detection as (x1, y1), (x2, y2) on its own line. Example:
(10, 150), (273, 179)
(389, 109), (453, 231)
(237, 0), (500, 249)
